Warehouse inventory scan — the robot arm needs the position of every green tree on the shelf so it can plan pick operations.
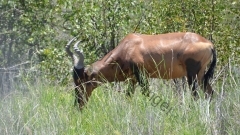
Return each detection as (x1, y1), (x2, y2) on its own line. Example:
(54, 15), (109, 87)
(0, 0), (239, 85)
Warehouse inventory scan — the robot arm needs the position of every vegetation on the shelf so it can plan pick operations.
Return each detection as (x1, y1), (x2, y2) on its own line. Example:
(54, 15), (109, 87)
(0, 0), (239, 134)
(0, 0), (239, 83)
(0, 61), (239, 134)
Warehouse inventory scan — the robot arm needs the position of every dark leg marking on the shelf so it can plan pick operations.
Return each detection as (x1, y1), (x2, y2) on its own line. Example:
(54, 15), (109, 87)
(185, 58), (201, 98)
(73, 68), (85, 106)
(130, 62), (150, 96)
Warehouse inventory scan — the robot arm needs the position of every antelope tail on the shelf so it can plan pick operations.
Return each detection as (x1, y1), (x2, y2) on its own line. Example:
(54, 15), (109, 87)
(204, 48), (217, 88)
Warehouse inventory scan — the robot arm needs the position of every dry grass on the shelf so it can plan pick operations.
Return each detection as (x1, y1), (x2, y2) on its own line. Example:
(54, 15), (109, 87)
(0, 61), (239, 135)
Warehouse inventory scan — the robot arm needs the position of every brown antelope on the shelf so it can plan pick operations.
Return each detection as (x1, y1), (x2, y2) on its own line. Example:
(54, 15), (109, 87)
(66, 32), (217, 109)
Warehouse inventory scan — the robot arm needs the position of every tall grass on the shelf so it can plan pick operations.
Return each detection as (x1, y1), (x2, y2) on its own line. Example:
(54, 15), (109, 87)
(0, 62), (239, 135)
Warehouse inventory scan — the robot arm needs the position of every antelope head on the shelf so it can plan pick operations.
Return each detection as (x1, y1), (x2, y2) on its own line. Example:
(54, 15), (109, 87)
(65, 37), (98, 109)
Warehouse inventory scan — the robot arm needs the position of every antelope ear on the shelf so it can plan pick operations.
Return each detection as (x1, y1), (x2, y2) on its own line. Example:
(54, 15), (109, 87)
(84, 65), (93, 76)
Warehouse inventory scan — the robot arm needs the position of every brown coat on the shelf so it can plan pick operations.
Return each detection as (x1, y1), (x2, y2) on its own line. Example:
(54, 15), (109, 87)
(66, 32), (217, 109)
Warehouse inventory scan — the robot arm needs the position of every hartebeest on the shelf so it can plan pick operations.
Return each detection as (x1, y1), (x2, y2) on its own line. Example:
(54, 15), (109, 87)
(66, 32), (216, 109)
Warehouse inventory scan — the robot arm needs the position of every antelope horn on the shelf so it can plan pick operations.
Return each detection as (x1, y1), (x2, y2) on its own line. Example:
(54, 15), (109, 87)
(66, 37), (84, 69)
(65, 37), (77, 59)
(73, 41), (84, 69)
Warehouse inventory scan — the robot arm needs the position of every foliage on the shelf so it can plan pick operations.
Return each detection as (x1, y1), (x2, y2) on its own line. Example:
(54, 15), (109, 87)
(0, 1), (239, 134)
(37, 44), (71, 84)
(0, 0), (239, 84)
(0, 63), (239, 134)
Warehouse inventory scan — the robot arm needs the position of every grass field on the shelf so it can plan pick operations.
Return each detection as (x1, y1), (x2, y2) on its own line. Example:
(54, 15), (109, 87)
(0, 63), (239, 135)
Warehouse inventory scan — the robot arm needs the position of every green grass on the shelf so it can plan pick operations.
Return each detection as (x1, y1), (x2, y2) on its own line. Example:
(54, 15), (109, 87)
(1, 67), (240, 135)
